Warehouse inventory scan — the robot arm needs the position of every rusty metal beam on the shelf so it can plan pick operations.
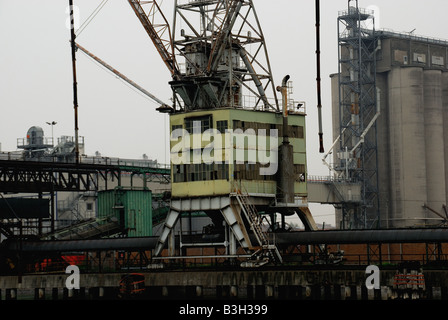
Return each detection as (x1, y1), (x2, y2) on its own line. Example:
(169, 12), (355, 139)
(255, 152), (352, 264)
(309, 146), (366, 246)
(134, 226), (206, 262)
(75, 42), (170, 109)
(128, 0), (180, 78)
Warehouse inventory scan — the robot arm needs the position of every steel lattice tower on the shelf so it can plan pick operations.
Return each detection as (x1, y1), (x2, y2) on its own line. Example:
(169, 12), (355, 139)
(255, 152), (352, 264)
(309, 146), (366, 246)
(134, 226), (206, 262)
(336, 1), (379, 229)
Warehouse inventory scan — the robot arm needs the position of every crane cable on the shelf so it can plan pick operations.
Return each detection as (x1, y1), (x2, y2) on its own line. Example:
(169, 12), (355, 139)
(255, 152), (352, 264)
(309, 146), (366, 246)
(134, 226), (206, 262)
(76, 0), (110, 37)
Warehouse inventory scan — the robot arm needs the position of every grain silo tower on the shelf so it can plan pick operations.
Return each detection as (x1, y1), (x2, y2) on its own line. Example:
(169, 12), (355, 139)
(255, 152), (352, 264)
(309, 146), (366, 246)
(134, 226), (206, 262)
(331, 1), (448, 229)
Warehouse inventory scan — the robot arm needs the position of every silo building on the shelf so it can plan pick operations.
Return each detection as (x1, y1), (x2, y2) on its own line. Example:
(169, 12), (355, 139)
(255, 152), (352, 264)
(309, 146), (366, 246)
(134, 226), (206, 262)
(330, 3), (448, 229)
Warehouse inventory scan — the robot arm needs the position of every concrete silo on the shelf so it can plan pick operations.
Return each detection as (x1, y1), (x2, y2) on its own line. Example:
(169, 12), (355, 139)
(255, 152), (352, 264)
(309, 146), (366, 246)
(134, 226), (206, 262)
(330, 4), (448, 229)
(387, 67), (427, 227)
(423, 70), (446, 220)
(442, 72), (448, 210)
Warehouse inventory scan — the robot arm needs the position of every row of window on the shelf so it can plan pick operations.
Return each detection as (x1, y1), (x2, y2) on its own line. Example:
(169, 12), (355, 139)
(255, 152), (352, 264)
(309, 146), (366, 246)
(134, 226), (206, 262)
(173, 163), (229, 183)
(172, 117), (304, 138)
(173, 163), (306, 183)
(233, 163), (276, 181)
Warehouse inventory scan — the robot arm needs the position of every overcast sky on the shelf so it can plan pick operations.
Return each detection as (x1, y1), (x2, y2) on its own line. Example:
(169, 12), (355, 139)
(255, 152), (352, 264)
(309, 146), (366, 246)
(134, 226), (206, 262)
(1, 0), (447, 226)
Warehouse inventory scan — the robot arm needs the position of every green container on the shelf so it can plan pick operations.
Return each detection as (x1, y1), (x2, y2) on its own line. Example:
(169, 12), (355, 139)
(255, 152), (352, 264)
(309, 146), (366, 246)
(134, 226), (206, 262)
(97, 188), (152, 237)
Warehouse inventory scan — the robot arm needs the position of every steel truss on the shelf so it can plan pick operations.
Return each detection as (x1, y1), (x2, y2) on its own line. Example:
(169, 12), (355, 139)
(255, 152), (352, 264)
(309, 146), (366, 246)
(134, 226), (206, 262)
(0, 160), (170, 193)
(129, 0), (279, 112)
(337, 1), (379, 229)
(0, 160), (171, 238)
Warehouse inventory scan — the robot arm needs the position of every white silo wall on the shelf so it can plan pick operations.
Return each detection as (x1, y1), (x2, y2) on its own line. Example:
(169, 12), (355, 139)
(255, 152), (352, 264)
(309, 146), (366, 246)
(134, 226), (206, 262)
(423, 69), (446, 222)
(387, 66), (427, 228)
(375, 73), (392, 228)
(442, 72), (448, 208)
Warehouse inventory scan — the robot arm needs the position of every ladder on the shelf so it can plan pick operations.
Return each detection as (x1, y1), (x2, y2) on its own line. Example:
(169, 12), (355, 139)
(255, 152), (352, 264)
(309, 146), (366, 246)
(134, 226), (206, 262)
(234, 189), (283, 265)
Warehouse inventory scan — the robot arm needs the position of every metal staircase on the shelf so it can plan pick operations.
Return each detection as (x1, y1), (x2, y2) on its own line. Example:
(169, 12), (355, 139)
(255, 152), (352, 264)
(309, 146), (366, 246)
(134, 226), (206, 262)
(234, 189), (283, 266)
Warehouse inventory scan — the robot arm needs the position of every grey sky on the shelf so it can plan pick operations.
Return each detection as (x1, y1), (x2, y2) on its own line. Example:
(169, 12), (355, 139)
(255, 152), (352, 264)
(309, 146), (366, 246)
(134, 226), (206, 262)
(1, 0), (447, 225)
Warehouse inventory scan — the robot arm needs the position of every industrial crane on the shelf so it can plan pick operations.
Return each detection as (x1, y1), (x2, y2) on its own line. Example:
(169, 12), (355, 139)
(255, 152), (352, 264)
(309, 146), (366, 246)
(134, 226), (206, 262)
(126, 0), (329, 264)
(127, 0), (279, 112)
(63, 0), (330, 267)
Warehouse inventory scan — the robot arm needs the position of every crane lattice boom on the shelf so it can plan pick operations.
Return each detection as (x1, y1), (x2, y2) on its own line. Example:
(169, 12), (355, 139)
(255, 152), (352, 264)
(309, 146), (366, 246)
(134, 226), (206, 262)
(128, 0), (279, 112)
(128, 0), (180, 79)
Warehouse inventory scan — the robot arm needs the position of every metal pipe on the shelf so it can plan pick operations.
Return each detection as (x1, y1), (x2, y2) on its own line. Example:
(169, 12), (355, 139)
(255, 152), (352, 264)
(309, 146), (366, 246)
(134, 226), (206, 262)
(4, 237), (159, 252)
(315, 0), (324, 153)
(276, 75), (294, 204)
(278, 75), (290, 140)
(7, 228), (448, 252)
(274, 228), (448, 245)
(69, 0), (80, 164)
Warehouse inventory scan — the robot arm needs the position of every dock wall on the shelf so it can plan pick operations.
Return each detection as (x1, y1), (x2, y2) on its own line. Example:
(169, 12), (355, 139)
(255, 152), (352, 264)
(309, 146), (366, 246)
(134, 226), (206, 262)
(0, 268), (447, 300)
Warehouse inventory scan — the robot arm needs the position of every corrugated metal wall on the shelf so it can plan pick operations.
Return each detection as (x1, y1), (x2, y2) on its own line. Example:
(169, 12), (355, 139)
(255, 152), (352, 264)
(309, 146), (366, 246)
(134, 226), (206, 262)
(97, 189), (152, 237)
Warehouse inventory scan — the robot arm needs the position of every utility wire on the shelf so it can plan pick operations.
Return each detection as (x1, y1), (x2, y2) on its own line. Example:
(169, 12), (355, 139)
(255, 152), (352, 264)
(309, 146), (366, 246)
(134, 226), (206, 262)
(76, 0), (109, 37)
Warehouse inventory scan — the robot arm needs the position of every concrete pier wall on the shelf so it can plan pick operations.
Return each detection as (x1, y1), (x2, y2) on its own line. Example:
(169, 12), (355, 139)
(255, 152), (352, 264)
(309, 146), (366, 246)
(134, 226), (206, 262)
(0, 269), (446, 300)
